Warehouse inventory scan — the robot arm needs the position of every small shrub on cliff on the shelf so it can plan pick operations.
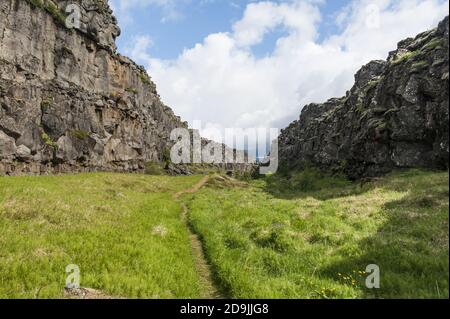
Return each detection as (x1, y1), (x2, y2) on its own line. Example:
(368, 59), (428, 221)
(70, 130), (89, 140)
(28, 0), (44, 9)
(93, 0), (108, 12)
(40, 98), (53, 109)
(125, 87), (139, 95)
(45, 2), (66, 24)
(391, 50), (421, 65)
(139, 72), (151, 85)
(40, 129), (57, 149)
(26, 0), (67, 27)
(161, 148), (172, 166)
(422, 37), (445, 51)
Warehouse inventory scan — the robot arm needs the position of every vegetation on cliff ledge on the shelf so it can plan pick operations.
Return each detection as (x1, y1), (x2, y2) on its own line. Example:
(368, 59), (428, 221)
(26, 0), (67, 27)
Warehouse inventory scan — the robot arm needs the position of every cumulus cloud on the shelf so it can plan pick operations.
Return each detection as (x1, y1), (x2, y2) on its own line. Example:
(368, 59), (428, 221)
(124, 0), (449, 143)
(232, 1), (321, 46)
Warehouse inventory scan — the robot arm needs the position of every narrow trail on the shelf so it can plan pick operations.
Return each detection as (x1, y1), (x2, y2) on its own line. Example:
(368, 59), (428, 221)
(174, 176), (224, 299)
(174, 176), (211, 200)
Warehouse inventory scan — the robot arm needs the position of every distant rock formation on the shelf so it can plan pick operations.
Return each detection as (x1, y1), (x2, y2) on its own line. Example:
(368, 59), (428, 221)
(0, 0), (190, 175)
(278, 17), (449, 179)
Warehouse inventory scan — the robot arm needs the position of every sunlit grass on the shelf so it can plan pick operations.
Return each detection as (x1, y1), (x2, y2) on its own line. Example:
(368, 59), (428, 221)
(188, 170), (449, 299)
(0, 173), (204, 298)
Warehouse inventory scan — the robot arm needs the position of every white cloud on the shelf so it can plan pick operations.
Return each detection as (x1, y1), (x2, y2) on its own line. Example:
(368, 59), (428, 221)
(124, 35), (153, 62)
(125, 0), (449, 143)
(232, 1), (321, 46)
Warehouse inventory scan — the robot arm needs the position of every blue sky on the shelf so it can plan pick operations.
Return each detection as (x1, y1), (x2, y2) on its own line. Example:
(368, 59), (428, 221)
(114, 0), (352, 59)
(110, 0), (448, 147)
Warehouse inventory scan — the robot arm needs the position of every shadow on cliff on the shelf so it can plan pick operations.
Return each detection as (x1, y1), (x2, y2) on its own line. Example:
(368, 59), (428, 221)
(307, 171), (448, 298)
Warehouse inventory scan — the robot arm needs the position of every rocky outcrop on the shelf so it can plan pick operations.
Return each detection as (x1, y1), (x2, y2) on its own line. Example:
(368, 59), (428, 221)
(279, 17), (449, 179)
(0, 0), (189, 175)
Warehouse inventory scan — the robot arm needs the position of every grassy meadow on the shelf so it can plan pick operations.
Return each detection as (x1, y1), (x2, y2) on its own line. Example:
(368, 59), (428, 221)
(0, 173), (204, 298)
(0, 169), (448, 298)
(187, 169), (449, 299)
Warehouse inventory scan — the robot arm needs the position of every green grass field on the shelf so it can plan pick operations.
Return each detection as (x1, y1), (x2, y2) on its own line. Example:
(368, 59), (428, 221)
(0, 169), (448, 298)
(187, 169), (449, 299)
(0, 173), (204, 298)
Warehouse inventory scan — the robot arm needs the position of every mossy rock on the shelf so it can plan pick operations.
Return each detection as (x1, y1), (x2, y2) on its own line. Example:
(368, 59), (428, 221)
(410, 61), (429, 73)
(70, 130), (89, 140)
(421, 37), (445, 52)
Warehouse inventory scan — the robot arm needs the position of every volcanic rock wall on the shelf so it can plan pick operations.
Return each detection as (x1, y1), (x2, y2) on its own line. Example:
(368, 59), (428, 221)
(278, 17), (449, 179)
(0, 0), (188, 175)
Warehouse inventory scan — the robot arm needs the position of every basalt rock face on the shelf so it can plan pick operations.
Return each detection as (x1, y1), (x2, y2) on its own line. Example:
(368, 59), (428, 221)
(279, 17), (449, 179)
(0, 0), (189, 175)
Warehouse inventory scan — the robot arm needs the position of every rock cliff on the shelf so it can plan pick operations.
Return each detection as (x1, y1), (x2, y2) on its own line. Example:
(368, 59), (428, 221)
(0, 0), (188, 175)
(278, 17), (449, 179)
